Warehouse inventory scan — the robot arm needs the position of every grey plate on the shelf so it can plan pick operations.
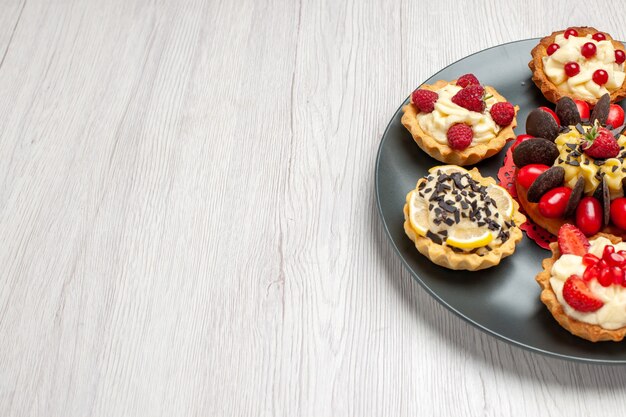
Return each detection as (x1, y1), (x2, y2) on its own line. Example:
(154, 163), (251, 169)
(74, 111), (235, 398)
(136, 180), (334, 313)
(375, 39), (626, 364)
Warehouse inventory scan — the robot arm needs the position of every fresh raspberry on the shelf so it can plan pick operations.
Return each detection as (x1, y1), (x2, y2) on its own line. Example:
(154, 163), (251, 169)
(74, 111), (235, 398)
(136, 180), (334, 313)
(411, 89), (438, 113)
(451, 85), (486, 113)
(456, 73), (480, 88)
(558, 224), (590, 256)
(582, 124), (620, 159)
(490, 102), (515, 126)
(446, 123), (473, 150)
(562, 275), (604, 312)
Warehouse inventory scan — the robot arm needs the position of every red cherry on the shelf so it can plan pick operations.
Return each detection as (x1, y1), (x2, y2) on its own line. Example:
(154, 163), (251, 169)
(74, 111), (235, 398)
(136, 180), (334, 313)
(593, 69), (609, 85)
(610, 198), (626, 230)
(607, 105), (625, 127)
(582, 253), (600, 266)
(616, 50), (626, 64)
(564, 62), (581, 77)
(511, 134), (534, 152)
(576, 197), (603, 236)
(547, 43), (560, 56)
(516, 164), (550, 189)
(599, 267), (613, 287)
(574, 99), (590, 119)
(593, 32), (607, 42)
(581, 42), (597, 58)
(583, 265), (600, 281)
(538, 187), (572, 218)
(539, 106), (560, 126)
(564, 28), (579, 39)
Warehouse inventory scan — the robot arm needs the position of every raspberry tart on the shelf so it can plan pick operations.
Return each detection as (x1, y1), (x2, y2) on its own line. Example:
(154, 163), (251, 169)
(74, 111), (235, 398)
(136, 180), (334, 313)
(537, 224), (626, 341)
(529, 27), (626, 105)
(511, 95), (626, 239)
(403, 165), (525, 270)
(402, 75), (518, 166)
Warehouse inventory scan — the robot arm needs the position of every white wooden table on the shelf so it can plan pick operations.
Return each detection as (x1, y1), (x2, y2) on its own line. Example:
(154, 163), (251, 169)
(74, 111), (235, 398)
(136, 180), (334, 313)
(3, 0), (626, 415)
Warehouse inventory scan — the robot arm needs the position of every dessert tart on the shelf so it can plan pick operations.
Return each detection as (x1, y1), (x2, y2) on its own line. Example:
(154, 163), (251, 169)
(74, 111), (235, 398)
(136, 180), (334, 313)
(402, 74), (518, 166)
(511, 95), (626, 239)
(403, 165), (525, 271)
(529, 27), (626, 105)
(537, 224), (626, 342)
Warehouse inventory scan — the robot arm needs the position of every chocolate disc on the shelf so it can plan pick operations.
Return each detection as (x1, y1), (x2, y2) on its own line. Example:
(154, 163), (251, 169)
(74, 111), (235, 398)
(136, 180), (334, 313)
(592, 176), (610, 226)
(526, 108), (559, 141)
(590, 93), (610, 126)
(555, 97), (581, 127)
(564, 177), (585, 218)
(527, 166), (565, 203)
(512, 138), (559, 167)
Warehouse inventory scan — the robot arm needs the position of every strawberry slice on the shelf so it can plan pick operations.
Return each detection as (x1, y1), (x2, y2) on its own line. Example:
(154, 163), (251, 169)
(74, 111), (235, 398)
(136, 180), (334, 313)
(562, 275), (604, 312)
(558, 224), (590, 256)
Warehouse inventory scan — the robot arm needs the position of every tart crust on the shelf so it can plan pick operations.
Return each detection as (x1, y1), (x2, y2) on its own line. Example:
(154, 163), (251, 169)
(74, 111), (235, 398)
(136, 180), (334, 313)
(403, 168), (526, 271)
(536, 233), (626, 342)
(401, 80), (518, 166)
(529, 26), (626, 106)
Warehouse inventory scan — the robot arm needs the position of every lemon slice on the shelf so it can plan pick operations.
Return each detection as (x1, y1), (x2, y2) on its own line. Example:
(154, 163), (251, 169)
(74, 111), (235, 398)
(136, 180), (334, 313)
(428, 165), (469, 176)
(408, 191), (429, 236)
(446, 226), (493, 250)
(486, 184), (513, 220)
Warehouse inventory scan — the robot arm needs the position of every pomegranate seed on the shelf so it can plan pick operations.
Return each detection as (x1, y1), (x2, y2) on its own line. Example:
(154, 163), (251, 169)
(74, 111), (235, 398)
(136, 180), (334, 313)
(599, 267), (613, 286)
(616, 50), (626, 64)
(565, 62), (580, 77)
(603, 245), (615, 260)
(593, 69), (609, 85)
(619, 250), (626, 258)
(609, 266), (625, 285)
(582, 253), (600, 266)
(593, 32), (607, 42)
(598, 260), (608, 269)
(547, 43), (560, 56)
(607, 253), (626, 266)
(583, 265), (600, 281)
(581, 42), (597, 58)
(564, 28), (579, 39)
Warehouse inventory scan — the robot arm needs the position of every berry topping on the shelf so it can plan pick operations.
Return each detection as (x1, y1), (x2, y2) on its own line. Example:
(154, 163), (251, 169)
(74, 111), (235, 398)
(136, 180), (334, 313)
(451, 85), (486, 113)
(592, 32), (607, 42)
(574, 99), (590, 119)
(547, 43), (560, 56)
(616, 50), (626, 64)
(610, 198), (626, 230)
(411, 89), (438, 113)
(490, 102), (515, 126)
(593, 69), (609, 85)
(582, 123), (620, 159)
(581, 42), (597, 59)
(564, 62), (580, 77)
(456, 73), (480, 88)
(564, 28), (579, 39)
(582, 253), (600, 267)
(598, 267), (614, 287)
(607, 104), (625, 127)
(446, 123), (473, 150)
(558, 224), (590, 256)
(538, 186), (572, 218)
(576, 197), (603, 236)
(516, 164), (550, 188)
(563, 275), (604, 312)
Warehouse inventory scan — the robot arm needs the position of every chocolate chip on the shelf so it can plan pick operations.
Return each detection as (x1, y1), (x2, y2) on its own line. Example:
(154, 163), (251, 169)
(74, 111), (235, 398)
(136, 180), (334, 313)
(527, 166), (565, 202)
(592, 176), (610, 227)
(564, 177), (585, 218)
(590, 93), (611, 125)
(556, 97), (581, 126)
(512, 137), (559, 167)
(426, 231), (442, 245)
(526, 108), (559, 141)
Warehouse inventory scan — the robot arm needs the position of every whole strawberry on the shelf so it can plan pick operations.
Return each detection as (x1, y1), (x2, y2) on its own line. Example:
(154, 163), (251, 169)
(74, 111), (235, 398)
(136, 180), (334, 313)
(490, 102), (515, 126)
(582, 123), (620, 159)
(451, 85), (486, 113)
(456, 73), (480, 88)
(446, 123), (473, 150)
(411, 89), (438, 113)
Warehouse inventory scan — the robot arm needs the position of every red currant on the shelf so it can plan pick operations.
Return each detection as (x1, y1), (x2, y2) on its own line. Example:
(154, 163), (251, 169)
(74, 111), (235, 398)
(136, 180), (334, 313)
(547, 43), (560, 56)
(582, 253), (600, 266)
(564, 62), (580, 77)
(593, 69), (609, 85)
(564, 28), (579, 39)
(581, 42), (597, 58)
(616, 50), (626, 64)
(593, 32), (607, 42)
(599, 267), (613, 287)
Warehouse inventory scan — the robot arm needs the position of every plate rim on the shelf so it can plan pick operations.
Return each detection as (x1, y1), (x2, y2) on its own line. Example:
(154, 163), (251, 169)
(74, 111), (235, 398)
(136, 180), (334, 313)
(374, 37), (626, 365)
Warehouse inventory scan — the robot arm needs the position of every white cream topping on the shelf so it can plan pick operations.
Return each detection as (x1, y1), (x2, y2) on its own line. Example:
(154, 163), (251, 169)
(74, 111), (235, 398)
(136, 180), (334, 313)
(542, 33), (625, 100)
(550, 237), (626, 329)
(415, 84), (501, 146)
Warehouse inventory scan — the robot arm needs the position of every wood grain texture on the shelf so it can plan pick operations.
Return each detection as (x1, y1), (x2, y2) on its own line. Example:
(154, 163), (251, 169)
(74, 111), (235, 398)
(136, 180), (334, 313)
(3, 0), (626, 416)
